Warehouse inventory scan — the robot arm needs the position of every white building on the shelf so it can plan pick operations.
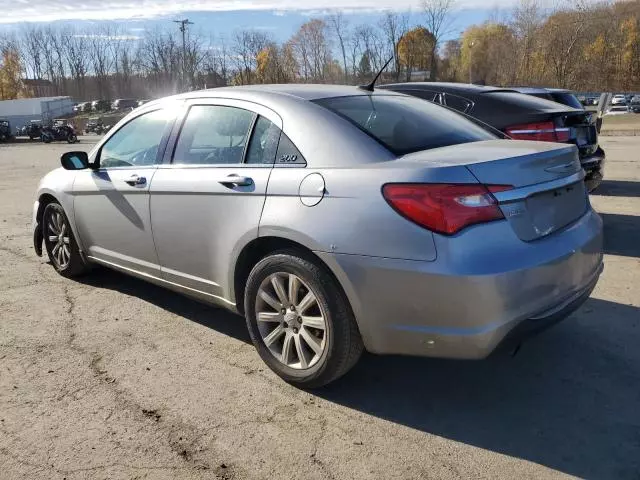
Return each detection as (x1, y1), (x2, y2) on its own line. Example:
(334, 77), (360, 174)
(0, 97), (75, 132)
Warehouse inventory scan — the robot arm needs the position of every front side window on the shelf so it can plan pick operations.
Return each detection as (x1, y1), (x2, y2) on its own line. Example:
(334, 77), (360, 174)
(99, 109), (173, 168)
(315, 95), (495, 156)
(173, 105), (255, 165)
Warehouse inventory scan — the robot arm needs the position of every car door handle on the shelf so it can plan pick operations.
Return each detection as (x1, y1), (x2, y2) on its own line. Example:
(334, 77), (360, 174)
(218, 174), (253, 187)
(124, 174), (146, 186)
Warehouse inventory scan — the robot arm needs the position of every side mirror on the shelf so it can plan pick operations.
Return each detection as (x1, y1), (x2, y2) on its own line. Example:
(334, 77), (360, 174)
(61, 151), (90, 170)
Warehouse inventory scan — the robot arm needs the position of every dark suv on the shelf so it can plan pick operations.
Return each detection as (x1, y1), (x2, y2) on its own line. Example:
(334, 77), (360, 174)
(380, 82), (605, 191)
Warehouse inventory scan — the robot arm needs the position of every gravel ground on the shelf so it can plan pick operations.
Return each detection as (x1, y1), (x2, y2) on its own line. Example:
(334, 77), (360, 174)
(1, 136), (639, 480)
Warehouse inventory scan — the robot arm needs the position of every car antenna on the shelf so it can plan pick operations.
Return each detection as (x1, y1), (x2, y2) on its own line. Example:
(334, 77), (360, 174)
(359, 56), (394, 92)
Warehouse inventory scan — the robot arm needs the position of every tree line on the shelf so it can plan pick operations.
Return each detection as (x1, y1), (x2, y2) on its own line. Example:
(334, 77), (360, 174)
(0, 0), (639, 102)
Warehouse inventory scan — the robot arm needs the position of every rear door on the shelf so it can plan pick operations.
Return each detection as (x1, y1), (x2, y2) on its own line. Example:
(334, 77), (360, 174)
(149, 99), (282, 304)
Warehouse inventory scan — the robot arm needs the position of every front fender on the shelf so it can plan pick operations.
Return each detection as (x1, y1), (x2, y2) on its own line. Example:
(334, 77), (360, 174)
(33, 169), (84, 257)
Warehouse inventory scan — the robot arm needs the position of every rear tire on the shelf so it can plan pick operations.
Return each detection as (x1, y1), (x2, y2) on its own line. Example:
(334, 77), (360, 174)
(42, 203), (89, 278)
(244, 251), (363, 388)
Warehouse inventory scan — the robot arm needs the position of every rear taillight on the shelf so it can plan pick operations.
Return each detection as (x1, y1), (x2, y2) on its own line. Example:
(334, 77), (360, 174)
(505, 121), (570, 142)
(382, 184), (512, 235)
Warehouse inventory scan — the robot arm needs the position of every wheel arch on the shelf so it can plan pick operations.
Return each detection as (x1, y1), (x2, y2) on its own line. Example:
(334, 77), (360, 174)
(34, 190), (87, 261)
(231, 236), (363, 334)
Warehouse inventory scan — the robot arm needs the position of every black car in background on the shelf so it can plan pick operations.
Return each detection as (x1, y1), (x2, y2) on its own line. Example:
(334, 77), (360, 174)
(629, 95), (640, 113)
(381, 82), (604, 191)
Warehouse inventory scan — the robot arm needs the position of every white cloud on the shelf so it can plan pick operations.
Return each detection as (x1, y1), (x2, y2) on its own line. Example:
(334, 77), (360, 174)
(0, 0), (529, 24)
(72, 33), (142, 40)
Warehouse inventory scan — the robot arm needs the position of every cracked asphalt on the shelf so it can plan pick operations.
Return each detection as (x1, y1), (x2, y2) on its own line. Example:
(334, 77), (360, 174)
(1, 137), (639, 480)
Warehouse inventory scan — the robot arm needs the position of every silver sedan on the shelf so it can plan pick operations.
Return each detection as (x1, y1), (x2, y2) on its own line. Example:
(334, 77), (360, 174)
(33, 85), (603, 387)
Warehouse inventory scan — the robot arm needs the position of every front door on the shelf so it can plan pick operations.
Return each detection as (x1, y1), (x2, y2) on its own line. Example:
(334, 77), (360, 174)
(73, 108), (175, 276)
(149, 101), (282, 305)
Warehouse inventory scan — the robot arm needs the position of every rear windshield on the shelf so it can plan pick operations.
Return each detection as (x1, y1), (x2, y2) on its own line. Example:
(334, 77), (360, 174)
(550, 92), (584, 109)
(486, 91), (576, 112)
(314, 95), (495, 156)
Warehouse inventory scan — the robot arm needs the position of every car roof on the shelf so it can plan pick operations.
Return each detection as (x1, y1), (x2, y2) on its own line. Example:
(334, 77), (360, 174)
(173, 84), (397, 102)
(132, 84), (403, 168)
(509, 87), (550, 94)
(380, 82), (517, 94)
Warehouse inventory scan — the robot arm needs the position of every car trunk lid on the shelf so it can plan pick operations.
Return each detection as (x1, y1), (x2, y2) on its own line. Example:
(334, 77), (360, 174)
(400, 139), (588, 241)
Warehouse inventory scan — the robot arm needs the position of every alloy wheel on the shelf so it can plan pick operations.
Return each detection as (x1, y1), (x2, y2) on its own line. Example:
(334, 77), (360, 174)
(46, 210), (71, 269)
(255, 272), (327, 369)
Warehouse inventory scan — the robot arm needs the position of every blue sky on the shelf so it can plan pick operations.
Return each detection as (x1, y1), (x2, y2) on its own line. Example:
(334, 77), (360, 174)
(0, 0), (526, 43)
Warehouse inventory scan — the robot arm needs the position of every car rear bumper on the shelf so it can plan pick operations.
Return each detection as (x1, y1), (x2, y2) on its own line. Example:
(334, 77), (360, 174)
(317, 209), (603, 359)
(581, 147), (605, 192)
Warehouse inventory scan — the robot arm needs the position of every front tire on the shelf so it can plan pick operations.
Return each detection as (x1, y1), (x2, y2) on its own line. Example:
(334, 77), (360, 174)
(244, 251), (363, 388)
(42, 203), (89, 278)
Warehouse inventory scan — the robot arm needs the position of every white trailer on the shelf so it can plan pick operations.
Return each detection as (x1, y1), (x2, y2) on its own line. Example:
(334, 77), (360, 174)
(0, 97), (75, 134)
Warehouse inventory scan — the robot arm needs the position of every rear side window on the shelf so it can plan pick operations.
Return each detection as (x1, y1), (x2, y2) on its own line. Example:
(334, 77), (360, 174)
(315, 95), (495, 156)
(442, 93), (474, 113)
(246, 116), (281, 164)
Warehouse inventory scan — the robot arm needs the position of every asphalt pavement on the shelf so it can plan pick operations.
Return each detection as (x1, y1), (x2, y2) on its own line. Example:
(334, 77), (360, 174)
(1, 136), (639, 479)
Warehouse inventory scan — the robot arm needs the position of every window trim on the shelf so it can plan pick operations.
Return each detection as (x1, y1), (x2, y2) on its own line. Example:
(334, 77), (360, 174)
(94, 107), (175, 171)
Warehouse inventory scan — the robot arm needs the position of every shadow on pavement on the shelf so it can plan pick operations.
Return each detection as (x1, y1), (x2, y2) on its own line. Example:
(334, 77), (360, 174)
(592, 179), (640, 197)
(601, 212), (640, 258)
(319, 298), (640, 479)
(77, 267), (251, 344)
(76, 269), (640, 478)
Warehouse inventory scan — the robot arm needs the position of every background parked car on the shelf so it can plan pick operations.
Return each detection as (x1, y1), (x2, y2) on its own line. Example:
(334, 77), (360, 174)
(381, 82), (605, 191)
(112, 98), (138, 111)
(91, 100), (112, 112)
(629, 95), (640, 113)
(84, 117), (105, 134)
(611, 94), (627, 105)
(26, 120), (43, 140)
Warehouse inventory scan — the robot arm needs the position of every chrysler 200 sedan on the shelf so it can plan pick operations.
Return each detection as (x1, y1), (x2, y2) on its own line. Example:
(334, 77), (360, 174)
(33, 85), (604, 387)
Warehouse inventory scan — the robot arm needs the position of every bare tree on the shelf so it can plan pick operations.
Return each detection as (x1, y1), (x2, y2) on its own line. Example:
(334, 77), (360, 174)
(328, 12), (350, 83)
(20, 27), (45, 80)
(511, 0), (544, 83)
(43, 27), (67, 94)
(233, 30), (271, 85)
(379, 11), (410, 81)
(89, 27), (115, 98)
(61, 29), (90, 99)
(421, 0), (456, 80)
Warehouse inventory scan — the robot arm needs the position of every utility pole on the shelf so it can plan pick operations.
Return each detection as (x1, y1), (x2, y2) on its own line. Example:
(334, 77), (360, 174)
(174, 19), (194, 92)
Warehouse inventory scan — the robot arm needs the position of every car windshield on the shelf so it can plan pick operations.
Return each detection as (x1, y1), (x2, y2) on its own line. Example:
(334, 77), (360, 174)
(314, 95), (496, 156)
